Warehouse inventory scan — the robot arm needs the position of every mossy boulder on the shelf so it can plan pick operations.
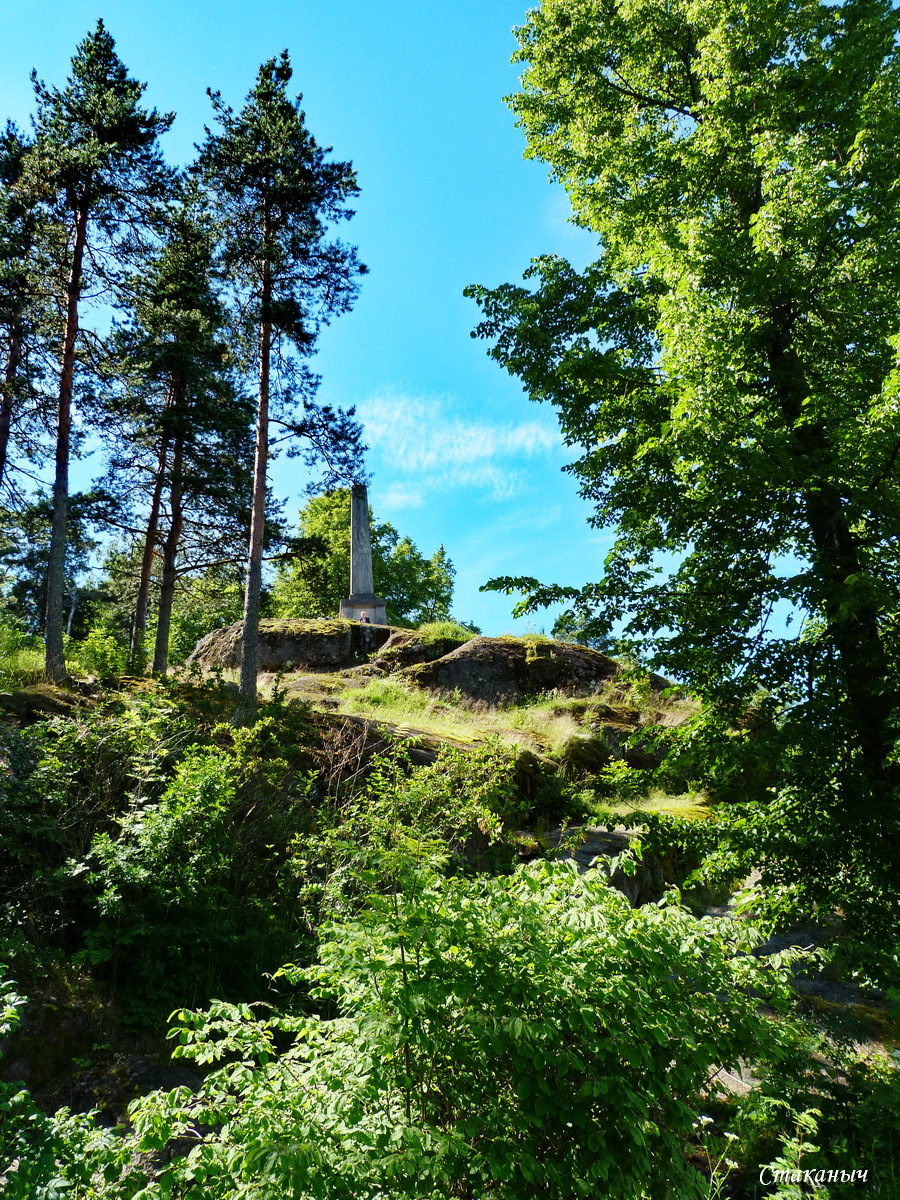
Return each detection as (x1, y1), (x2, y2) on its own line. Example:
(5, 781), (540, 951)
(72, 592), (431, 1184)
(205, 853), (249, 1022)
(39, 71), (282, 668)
(0, 996), (93, 1092)
(368, 629), (470, 673)
(187, 618), (395, 673)
(399, 636), (623, 704)
(0, 684), (87, 725)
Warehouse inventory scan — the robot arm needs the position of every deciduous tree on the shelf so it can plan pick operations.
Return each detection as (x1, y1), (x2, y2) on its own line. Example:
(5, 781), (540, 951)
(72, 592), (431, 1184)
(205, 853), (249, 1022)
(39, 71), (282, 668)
(468, 0), (900, 961)
(271, 489), (455, 627)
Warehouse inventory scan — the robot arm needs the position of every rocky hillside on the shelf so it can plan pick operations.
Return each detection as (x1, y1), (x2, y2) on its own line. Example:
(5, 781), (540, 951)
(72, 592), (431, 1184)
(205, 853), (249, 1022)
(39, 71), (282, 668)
(190, 618), (672, 702)
(187, 619), (696, 785)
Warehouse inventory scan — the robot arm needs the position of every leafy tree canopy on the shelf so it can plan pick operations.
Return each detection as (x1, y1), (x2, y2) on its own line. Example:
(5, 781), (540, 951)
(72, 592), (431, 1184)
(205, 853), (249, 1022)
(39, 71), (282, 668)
(467, 0), (900, 966)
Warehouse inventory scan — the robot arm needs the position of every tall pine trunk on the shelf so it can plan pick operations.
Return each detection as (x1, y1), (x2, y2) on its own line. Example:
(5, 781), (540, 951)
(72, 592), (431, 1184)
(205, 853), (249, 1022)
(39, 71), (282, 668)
(238, 255), (271, 712)
(152, 432), (184, 677)
(45, 205), (88, 684)
(129, 429), (170, 672)
(0, 320), (23, 491)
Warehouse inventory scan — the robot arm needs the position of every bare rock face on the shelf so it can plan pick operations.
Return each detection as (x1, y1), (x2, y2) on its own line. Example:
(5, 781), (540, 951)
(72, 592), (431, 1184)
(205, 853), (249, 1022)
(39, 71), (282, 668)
(187, 618), (394, 673)
(398, 636), (623, 704)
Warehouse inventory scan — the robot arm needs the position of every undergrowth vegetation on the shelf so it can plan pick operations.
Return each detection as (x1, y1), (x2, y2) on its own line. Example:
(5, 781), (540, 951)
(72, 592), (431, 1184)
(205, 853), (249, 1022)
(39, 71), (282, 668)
(0, 681), (536, 1027)
(0, 611), (131, 688)
(0, 611), (45, 687)
(1, 677), (898, 1197)
(1, 684), (321, 1021)
(338, 674), (692, 751)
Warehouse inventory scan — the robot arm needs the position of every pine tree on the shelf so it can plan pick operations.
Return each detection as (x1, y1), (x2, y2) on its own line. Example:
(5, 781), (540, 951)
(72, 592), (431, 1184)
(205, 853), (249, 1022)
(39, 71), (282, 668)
(198, 52), (366, 713)
(26, 20), (173, 682)
(0, 122), (50, 496)
(105, 192), (252, 673)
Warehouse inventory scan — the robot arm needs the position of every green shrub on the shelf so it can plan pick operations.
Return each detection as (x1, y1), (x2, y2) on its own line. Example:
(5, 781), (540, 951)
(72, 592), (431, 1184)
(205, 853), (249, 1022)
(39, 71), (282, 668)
(0, 689), (321, 1019)
(77, 717), (320, 1022)
(81, 746), (239, 1012)
(730, 1033), (900, 1196)
(0, 712), (153, 963)
(0, 609), (27, 662)
(70, 626), (128, 680)
(0, 968), (116, 1199)
(594, 756), (653, 802)
(288, 741), (523, 931)
(105, 861), (805, 1200)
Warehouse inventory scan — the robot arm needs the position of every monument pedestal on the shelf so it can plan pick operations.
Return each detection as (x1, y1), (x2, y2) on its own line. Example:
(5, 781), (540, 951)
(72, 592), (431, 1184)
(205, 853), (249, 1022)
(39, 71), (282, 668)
(339, 593), (387, 625)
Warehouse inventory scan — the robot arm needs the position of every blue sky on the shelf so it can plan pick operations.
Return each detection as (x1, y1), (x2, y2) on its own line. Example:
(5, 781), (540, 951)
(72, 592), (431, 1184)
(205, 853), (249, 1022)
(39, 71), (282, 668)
(1, 0), (607, 633)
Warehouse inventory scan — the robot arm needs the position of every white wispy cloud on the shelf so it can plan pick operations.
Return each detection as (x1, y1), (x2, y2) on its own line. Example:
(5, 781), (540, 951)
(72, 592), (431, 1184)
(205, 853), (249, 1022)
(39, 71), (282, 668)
(379, 485), (424, 510)
(358, 392), (563, 500)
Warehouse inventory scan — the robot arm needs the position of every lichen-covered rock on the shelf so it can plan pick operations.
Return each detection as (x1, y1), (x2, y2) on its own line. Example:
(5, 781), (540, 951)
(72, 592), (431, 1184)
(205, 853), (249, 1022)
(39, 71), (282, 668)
(187, 618), (394, 673)
(398, 636), (622, 703)
(367, 629), (469, 673)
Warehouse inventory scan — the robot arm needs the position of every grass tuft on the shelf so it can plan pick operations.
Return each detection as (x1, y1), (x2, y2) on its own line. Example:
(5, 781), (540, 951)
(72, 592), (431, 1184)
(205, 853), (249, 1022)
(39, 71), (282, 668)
(332, 677), (691, 778)
(0, 645), (45, 687)
(416, 620), (479, 643)
(582, 788), (713, 822)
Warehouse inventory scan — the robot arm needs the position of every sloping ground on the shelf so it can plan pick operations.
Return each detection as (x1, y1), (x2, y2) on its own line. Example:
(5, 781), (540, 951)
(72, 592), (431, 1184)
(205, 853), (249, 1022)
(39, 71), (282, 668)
(0, 683), (92, 725)
(192, 625), (695, 780)
(190, 624), (673, 708)
(0, 628), (686, 790)
(187, 618), (394, 672)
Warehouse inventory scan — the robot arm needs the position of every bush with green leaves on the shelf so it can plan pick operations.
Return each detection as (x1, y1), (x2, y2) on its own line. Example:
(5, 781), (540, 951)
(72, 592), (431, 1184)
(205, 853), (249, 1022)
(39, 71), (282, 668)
(80, 745), (244, 1013)
(0, 686), (323, 1019)
(593, 756), (653, 803)
(288, 740), (524, 933)
(69, 625), (128, 680)
(730, 1025), (900, 1196)
(74, 707), (325, 1021)
(2, 682), (488, 1022)
(0, 708), (159, 965)
(0, 968), (117, 1200)
(415, 619), (480, 642)
(93, 860), (805, 1200)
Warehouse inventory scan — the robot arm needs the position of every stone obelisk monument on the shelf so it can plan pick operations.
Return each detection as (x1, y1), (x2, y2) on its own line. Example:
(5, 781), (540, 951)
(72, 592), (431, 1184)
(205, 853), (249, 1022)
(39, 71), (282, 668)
(339, 483), (387, 624)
